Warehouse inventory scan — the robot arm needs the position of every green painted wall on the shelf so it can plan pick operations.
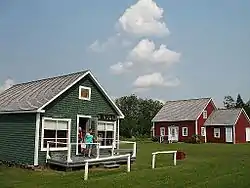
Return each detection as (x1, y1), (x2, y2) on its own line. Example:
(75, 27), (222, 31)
(0, 113), (36, 165)
(38, 74), (118, 164)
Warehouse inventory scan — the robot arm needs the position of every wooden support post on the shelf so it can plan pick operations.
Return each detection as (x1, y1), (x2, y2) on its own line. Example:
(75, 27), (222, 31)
(174, 152), (176, 166)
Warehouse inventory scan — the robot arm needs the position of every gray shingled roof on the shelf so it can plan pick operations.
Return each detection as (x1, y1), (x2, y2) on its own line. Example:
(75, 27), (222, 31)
(152, 98), (211, 122)
(204, 108), (242, 126)
(0, 70), (88, 112)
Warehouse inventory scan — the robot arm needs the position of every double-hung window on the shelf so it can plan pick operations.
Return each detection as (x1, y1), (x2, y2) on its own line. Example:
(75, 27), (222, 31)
(182, 127), (188, 136)
(97, 121), (115, 147)
(214, 128), (220, 138)
(41, 118), (70, 151)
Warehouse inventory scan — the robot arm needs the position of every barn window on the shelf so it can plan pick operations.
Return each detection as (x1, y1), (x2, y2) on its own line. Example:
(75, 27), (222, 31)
(214, 128), (220, 138)
(203, 110), (208, 119)
(201, 127), (205, 136)
(182, 127), (188, 136)
(79, 86), (91, 100)
(41, 118), (71, 151)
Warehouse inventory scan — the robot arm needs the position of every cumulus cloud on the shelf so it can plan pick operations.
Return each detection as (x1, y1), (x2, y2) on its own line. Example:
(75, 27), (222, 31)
(0, 79), (14, 93)
(110, 61), (133, 75)
(129, 39), (181, 64)
(133, 72), (180, 89)
(118, 0), (169, 37)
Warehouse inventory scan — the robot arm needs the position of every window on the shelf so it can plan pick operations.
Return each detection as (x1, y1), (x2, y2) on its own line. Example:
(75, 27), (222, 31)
(79, 86), (91, 100)
(182, 127), (188, 136)
(214, 128), (220, 138)
(203, 110), (208, 119)
(97, 121), (115, 147)
(41, 118), (70, 151)
(201, 127), (205, 136)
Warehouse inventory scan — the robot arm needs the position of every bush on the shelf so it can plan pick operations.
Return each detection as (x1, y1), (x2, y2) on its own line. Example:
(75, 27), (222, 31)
(152, 136), (159, 142)
(184, 134), (204, 144)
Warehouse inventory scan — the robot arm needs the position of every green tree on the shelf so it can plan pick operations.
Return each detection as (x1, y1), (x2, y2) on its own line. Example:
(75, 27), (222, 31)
(223, 95), (235, 109)
(115, 95), (164, 137)
(236, 94), (245, 108)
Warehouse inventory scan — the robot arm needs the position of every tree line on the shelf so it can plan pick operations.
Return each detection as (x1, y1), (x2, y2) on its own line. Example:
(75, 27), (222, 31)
(115, 94), (250, 138)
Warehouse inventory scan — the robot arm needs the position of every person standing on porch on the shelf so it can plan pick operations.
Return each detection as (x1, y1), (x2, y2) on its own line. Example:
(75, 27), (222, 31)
(85, 129), (94, 158)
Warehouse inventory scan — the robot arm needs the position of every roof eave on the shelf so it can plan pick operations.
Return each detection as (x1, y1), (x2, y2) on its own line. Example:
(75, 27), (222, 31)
(0, 109), (45, 114)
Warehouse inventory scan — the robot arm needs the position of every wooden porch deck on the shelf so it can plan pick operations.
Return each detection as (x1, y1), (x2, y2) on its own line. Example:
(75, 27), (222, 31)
(47, 149), (136, 169)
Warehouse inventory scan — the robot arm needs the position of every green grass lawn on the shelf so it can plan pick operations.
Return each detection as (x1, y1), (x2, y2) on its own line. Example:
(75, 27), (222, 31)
(1, 142), (250, 188)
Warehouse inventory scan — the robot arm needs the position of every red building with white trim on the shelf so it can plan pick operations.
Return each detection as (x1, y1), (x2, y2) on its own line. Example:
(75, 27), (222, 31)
(152, 97), (250, 144)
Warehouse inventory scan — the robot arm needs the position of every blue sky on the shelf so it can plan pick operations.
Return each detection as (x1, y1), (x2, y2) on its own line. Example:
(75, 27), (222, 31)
(1, 0), (250, 107)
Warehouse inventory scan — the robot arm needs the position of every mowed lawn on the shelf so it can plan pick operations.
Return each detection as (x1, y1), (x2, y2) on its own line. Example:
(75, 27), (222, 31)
(1, 142), (250, 188)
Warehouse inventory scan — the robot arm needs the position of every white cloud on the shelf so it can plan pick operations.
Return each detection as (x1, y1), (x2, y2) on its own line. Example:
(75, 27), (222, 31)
(89, 35), (118, 52)
(133, 72), (180, 89)
(129, 39), (181, 65)
(118, 0), (169, 37)
(110, 61), (133, 75)
(0, 79), (14, 93)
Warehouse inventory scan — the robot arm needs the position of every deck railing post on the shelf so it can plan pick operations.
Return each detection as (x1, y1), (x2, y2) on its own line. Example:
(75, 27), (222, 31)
(111, 141), (115, 156)
(127, 154), (131, 172)
(67, 142), (72, 163)
(174, 152), (177, 166)
(46, 142), (50, 163)
(84, 161), (89, 180)
(96, 143), (100, 159)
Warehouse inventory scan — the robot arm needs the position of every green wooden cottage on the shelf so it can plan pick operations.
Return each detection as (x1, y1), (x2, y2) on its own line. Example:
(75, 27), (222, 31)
(0, 70), (124, 166)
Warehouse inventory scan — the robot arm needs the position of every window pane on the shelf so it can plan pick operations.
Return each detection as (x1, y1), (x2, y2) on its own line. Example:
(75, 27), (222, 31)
(97, 123), (105, 131)
(57, 121), (68, 130)
(43, 138), (56, 148)
(44, 130), (56, 138)
(106, 123), (114, 131)
(57, 130), (67, 138)
(106, 131), (113, 146)
(57, 139), (68, 147)
(81, 88), (89, 98)
(97, 131), (105, 146)
(44, 120), (57, 129)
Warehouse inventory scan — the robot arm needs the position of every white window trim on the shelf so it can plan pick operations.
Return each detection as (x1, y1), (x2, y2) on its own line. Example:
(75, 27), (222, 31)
(201, 127), (205, 136)
(214, 128), (220, 138)
(41, 117), (71, 152)
(79, 86), (91, 101)
(203, 110), (208, 119)
(97, 120), (116, 149)
(182, 127), (188, 137)
(160, 127), (166, 136)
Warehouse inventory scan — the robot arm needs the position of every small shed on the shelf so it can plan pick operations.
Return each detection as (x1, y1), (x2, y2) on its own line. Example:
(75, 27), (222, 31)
(204, 108), (250, 143)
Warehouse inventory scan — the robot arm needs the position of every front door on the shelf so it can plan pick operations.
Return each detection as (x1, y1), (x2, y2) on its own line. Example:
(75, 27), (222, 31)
(225, 127), (233, 143)
(168, 126), (179, 141)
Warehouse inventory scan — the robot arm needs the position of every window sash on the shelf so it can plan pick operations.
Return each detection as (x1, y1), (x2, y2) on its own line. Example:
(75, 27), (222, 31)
(96, 121), (115, 146)
(201, 127), (205, 136)
(203, 111), (208, 119)
(182, 127), (188, 136)
(214, 128), (220, 138)
(42, 118), (70, 149)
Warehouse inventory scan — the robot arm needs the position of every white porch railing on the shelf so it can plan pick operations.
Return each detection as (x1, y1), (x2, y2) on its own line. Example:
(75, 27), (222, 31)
(46, 141), (101, 163)
(152, 151), (177, 169)
(84, 154), (131, 180)
(45, 140), (137, 163)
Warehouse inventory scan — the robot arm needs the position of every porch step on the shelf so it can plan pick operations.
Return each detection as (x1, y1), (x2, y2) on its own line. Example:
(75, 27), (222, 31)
(104, 164), (120, 169)
(101, 161), (117, 165)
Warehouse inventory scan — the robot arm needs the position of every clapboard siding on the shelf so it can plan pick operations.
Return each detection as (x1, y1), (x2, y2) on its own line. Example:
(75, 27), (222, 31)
(0, 113), (36, 165)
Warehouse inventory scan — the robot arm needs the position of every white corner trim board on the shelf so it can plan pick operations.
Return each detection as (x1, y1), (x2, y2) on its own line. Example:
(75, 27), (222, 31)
(152, 151), (177, 169)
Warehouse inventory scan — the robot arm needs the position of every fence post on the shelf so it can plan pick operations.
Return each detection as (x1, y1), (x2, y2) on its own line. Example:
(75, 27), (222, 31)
(152, 154), (156, 169)
(84, 162), (89, 180)
(132, 142), (137, 158)
(174, 152), (177, 166)
(127, 154), (131, 172)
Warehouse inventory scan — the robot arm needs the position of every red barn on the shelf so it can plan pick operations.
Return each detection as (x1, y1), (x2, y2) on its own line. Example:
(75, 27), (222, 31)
(152, 98), (216, 143)
(204, 108), (250, 144)
(152, 97), (250, 144)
